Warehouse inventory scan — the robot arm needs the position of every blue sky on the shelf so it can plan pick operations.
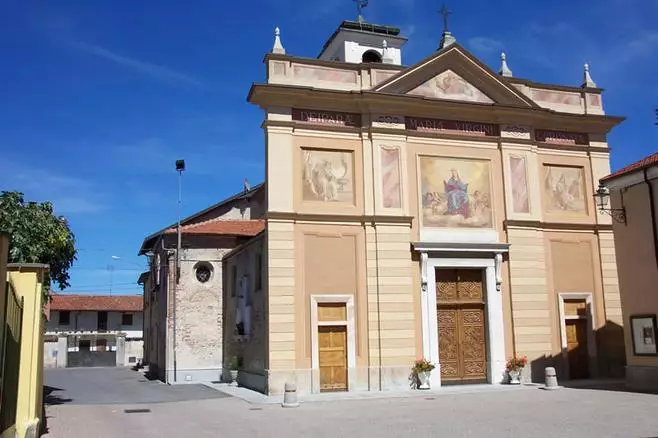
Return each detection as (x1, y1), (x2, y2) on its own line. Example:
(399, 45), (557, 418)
(1, 0), (657, 295)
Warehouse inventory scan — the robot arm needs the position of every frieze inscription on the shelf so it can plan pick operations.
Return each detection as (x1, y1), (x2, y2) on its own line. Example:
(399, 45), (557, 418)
(406, 117), (499, 137)
(292, 109), (361, 127)
(536, 129), (588, 146)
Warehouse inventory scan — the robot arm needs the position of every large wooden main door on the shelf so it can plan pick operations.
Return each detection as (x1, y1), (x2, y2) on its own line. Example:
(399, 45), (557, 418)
(436, 269), (488, 384)
(318, 326), (347, 392)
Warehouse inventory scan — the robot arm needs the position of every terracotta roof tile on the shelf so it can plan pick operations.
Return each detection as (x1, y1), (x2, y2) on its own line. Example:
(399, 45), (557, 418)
(50, 295), (143, 312)
(601, 152), (658, 182)
(164, 219), (265, 237)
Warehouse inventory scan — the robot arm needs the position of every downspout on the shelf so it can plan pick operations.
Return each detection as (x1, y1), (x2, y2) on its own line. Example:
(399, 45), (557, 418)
(370, 135), (384, 390)
(644, 168), (658, 269)
(162, 238), (176, 383)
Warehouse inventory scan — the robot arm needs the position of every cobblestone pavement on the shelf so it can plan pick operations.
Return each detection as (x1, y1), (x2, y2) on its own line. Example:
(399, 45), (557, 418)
(44, 386), (658, 438)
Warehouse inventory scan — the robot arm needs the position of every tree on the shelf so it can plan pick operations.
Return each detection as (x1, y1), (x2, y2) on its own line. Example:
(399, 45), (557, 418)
(0, 191), (77, 293)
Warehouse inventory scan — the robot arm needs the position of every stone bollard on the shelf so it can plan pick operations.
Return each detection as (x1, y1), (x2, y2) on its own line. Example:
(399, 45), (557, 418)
(544, 366), (559, 390)
(281, 381), (300, 408)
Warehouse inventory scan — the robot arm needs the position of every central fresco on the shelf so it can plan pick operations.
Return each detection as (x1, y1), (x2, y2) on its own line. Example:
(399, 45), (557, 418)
(420, 156), (493, 228)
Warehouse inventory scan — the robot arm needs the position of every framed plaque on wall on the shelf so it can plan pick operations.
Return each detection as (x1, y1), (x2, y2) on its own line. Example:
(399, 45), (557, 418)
(630, 314), (658, 356)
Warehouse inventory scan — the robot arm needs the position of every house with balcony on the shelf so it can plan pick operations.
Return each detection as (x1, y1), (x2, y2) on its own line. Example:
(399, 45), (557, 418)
(45, 294), (143, 367)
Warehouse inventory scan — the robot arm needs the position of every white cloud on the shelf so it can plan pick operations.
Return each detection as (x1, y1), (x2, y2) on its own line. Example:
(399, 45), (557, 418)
(70, 41), (205, 88)
(1, 161), (108, 214)
(468, 37), (505, 54)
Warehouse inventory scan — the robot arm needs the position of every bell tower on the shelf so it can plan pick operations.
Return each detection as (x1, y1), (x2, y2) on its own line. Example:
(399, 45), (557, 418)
(317, 19), (407, 65)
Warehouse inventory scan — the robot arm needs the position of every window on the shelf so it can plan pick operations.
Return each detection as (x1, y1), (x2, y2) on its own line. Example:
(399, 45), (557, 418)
(122, 313), (133, 326)
(194, 262), (213, 283)
(59, 311), (71, 325)
(255, 253), (262, 291)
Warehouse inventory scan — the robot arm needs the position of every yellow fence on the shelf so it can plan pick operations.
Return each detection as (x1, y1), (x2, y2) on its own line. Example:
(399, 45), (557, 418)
(0, 233), (48, 438)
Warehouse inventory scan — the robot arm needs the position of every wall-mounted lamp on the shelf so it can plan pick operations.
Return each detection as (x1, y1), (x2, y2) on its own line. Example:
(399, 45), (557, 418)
(594, 184), (626, 224)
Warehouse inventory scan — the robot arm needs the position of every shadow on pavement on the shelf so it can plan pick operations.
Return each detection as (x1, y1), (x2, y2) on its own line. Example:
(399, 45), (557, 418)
(562, 379), (658, 395)
(43, 385), (73, 406)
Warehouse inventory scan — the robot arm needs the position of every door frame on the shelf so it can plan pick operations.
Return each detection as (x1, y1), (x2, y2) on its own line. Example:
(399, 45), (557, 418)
(557, 292), (597, 379)
(423, 257), (506, 388)
(310, 295), (356, 393)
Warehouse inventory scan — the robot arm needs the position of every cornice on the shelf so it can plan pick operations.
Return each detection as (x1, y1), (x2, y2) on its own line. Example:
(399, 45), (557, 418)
(266, 211), (414, 225)
(260, 120), (612, 154)
(504, 220), (613, 233)
(248, 83), (625, 135)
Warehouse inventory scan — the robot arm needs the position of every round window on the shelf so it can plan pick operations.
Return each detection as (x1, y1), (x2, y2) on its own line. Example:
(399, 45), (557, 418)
(194, 262), (213, 283)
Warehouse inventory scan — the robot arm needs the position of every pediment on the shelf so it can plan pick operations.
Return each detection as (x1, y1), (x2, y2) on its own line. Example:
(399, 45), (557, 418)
(373, 44), (538, 108)
(407, 69), (494, 104)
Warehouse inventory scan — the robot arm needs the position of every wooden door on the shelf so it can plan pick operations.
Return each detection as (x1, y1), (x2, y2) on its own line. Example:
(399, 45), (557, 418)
(436, 269), (488, 384)
(318, 326), (347, 392)
(566, 319), (589, 379)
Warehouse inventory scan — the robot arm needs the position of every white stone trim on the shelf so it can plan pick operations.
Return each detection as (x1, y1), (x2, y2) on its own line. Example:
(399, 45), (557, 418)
(557, 293), (597, 378)
(419, 228), (499, 243)
(421, 257), (506, 388)
(310, 295), (356, 393)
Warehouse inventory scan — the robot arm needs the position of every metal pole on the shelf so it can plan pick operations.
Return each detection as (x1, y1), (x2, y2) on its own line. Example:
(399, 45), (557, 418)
(109, 264), (114, 295)
(173, 166), (183, 383)
(177, 170), (182, 284)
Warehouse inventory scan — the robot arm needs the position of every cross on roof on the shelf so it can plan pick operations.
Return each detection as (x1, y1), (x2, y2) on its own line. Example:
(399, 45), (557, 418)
(354, 0), (368, 23)
(439, 4), (451, 32)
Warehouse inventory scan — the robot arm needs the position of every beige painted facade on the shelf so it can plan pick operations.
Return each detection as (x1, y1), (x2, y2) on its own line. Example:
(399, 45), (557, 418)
(602, 159), (658, 390)
(224, 22), (626, 395)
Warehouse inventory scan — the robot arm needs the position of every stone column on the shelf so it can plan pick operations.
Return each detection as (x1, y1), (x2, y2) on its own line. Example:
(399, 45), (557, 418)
(116, 334), (126, 366)
(56, 335), (68, 368)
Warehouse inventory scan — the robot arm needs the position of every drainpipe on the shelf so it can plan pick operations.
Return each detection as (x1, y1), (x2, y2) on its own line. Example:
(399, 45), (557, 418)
(644, 168), (658, 269)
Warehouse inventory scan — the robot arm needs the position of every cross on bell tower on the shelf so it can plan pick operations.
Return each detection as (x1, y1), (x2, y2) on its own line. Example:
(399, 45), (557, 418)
(354, 0), (368, 23)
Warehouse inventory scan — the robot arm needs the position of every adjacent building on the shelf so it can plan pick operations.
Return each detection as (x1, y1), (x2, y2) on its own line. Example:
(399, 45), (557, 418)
(45, 294), (143, 367)
(222, 16), (626, 396)
(600, 152), (658, 391)
(139, 183), (265, 384)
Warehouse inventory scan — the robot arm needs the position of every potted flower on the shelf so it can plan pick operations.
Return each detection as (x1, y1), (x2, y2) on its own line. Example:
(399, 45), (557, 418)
(229, 355), (242, 386)
(506, 355), (527, 385)
(413, 358), (435, 390)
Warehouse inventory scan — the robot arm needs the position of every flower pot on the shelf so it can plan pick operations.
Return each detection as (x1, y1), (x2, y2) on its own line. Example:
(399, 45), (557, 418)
(417, 371), (431, 390)
(508, 369), (521, 385)
(229, 370), (239, 386)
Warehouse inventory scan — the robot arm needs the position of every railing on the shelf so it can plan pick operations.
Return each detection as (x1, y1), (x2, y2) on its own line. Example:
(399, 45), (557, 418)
(0, 281), (24, 434)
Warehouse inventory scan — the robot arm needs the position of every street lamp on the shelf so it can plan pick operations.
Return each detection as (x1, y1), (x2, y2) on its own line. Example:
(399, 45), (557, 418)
(594, 184), (627, 224)
(176, 159), (185, 284)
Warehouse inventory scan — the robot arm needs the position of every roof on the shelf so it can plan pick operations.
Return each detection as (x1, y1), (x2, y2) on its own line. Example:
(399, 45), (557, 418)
(601, 152), (658, 182)
(139, 182), (264, 254)
(163, 219), (265, 237)
(50, 295), (143, 312)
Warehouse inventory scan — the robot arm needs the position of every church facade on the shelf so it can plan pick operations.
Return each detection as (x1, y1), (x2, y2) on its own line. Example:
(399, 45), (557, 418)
(224, 19), (626, 395)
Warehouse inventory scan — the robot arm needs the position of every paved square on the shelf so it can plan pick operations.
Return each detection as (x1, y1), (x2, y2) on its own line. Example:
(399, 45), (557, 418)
(44, 384), (658, 438)
(44, 368), (227, 405)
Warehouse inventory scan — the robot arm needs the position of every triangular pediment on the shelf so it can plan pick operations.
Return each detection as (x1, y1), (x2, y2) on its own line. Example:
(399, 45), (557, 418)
(373, 44), (538, 108)
(407, 69), (494, 103)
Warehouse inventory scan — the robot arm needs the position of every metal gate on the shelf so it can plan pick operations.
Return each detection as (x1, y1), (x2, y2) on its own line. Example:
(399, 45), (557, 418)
(67, 335), (117, 368)
(0, 282), (24, 434)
